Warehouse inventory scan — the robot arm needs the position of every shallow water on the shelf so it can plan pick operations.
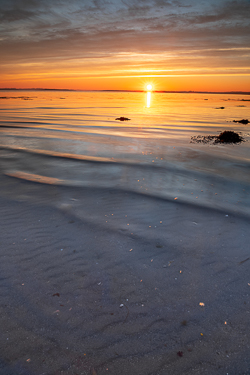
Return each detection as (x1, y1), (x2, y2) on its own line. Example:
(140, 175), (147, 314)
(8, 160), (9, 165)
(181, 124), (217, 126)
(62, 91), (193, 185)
(0, 90), (250, 215)
(0, 91), (250, 374)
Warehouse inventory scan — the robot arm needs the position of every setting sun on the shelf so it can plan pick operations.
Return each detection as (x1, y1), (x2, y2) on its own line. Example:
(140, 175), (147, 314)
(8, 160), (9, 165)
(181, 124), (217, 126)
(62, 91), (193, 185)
(147, 84), (153, 91)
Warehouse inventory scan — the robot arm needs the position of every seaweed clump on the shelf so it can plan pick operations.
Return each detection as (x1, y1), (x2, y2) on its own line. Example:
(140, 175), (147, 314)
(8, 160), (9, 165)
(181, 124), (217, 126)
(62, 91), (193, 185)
(233, 119), (249, 125)
(190, 135), (217, 144)
(191, 131), (244, 144)
(215, 130), (243, 143)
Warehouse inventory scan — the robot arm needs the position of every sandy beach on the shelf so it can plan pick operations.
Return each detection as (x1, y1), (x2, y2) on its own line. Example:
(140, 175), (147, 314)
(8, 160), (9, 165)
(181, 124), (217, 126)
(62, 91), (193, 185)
(1, 170), (250, 374)
(0, 91), (250, 374)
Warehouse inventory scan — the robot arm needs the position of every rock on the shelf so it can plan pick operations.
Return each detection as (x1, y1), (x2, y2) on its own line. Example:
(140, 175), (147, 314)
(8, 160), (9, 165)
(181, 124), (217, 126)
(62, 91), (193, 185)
(233, 119), (249, 124)
(191, 131), (244, 144)
(215, 130), (243, 143)
(115, 117), (131, 121)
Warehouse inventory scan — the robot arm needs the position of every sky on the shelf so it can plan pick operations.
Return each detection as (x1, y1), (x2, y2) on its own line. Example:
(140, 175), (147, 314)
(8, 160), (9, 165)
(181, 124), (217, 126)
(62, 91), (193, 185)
(0, 0), (250, 91)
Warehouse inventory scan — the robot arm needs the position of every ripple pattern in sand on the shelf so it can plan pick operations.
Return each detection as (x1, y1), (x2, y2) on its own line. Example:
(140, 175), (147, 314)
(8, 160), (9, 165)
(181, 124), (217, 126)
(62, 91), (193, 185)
(0, 188), (250, 374)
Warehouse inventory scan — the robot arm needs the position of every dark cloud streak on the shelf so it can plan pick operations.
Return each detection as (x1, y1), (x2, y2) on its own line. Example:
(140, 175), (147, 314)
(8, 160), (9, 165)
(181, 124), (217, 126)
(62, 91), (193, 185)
(0, 8), (36, 22)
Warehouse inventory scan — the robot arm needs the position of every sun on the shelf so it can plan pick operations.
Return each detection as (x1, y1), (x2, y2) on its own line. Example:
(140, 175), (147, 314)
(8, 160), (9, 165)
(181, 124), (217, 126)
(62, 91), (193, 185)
(146, 84), (152, 91)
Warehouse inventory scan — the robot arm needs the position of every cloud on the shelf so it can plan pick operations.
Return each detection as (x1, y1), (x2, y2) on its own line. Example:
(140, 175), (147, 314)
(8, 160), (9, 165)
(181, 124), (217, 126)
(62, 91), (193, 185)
(0, 0), (249, 87)
(1, 0), (249, 36)
(193, 0), (250, 24)
(0, 8), (36, 22)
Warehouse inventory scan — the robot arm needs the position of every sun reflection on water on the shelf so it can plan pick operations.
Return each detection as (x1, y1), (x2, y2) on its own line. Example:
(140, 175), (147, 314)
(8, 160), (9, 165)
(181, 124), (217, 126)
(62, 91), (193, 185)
(147, 91), (151, 108)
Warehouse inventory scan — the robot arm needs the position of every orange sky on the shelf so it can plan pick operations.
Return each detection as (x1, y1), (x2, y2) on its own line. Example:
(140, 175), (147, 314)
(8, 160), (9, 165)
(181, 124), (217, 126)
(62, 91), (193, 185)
(1, 0), (250, 92)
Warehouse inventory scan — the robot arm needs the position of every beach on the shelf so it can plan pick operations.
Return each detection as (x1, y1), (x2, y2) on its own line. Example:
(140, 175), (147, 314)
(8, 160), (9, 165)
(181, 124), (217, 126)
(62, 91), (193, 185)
(0, 91), (250, 374)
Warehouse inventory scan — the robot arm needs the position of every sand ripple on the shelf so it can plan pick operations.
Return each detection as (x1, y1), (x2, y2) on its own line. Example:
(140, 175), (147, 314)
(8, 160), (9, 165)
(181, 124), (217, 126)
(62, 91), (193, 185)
(0, 181), (250, 374)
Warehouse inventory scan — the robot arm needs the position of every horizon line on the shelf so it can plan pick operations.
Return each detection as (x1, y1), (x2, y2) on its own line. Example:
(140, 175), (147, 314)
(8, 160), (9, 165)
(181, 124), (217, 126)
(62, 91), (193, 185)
(0, 88), (250, 95)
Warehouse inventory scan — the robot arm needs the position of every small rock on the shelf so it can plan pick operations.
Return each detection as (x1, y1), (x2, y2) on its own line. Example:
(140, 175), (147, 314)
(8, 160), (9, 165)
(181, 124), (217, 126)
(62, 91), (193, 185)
(233, 119), (249, 124)
(115, 117), (131, 121)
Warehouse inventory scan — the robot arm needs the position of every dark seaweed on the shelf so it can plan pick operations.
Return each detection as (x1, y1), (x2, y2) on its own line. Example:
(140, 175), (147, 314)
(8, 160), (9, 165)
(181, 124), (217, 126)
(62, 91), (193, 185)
(191, 131), (244, 144)
(233, 119), (249, 124)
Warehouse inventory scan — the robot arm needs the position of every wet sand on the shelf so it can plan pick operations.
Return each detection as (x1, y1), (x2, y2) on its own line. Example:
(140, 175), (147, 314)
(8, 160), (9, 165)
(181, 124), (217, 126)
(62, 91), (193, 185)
(0, 172), (250, 375)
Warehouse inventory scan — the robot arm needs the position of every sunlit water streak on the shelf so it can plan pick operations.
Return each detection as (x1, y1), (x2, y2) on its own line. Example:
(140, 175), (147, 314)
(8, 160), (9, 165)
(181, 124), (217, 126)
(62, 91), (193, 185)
(0, 90), (250, 215)
(147, 91), (151, 108)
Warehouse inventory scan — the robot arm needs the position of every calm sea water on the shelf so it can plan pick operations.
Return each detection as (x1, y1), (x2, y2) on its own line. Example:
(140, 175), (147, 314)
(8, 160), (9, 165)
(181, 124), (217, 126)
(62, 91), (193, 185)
(0, 90), (250, 215)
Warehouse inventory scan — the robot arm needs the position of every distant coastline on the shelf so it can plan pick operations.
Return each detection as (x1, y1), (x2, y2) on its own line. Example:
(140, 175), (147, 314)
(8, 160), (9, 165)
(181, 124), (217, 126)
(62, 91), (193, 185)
(0, 88), (250, 95)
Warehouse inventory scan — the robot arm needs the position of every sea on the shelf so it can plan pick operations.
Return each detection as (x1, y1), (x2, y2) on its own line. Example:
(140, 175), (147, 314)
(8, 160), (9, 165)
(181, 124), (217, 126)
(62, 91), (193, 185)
(0, 90), (250, 216)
